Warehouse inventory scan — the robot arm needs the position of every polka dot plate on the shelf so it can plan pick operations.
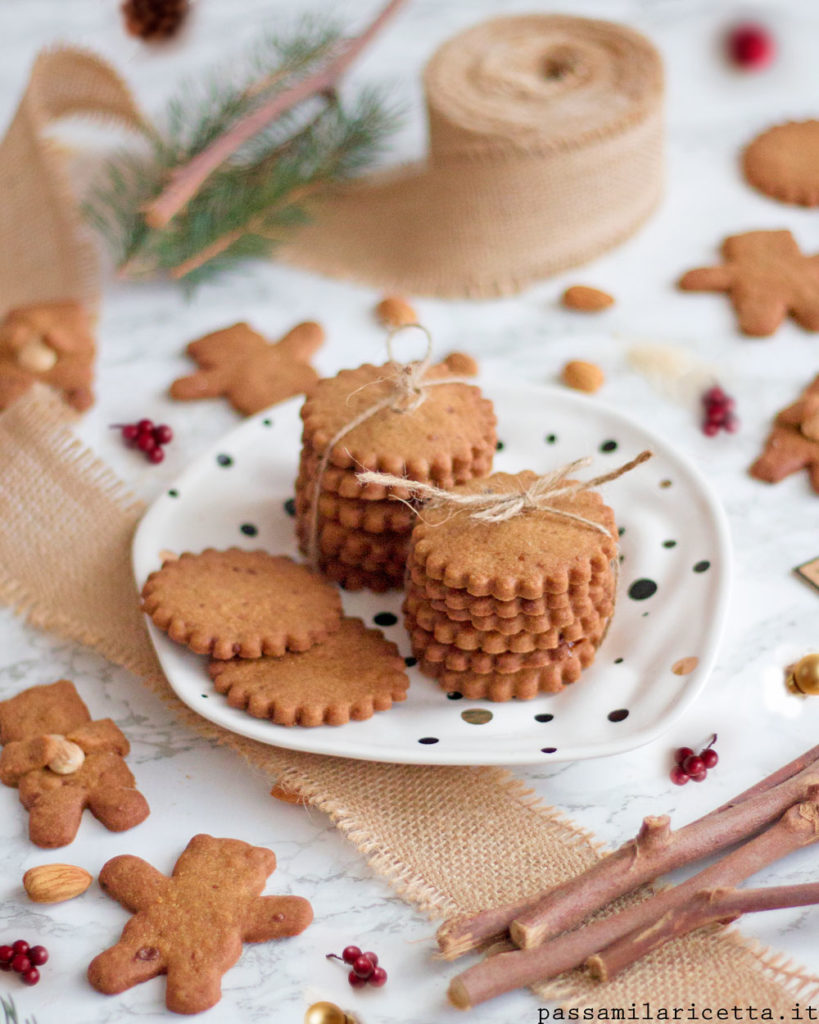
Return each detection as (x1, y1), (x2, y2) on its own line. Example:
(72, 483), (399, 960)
(133, 382), (730, 766)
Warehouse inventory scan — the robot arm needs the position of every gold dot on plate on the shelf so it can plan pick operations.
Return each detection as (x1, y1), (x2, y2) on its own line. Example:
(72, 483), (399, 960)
(659, 479), (673, 489)
(461, 709), (493, 725)
(672, 656), (699, 676)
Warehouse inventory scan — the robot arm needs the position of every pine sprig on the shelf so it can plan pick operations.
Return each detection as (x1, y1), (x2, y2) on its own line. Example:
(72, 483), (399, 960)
(84, 12), (402, 287)
(1, 994), (37, 1024)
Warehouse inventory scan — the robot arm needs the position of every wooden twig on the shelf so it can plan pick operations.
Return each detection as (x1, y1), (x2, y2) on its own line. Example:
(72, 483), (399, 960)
(436, 749), (819, 958)
(446, 800), (819, 1010)
(588, 880), (819, 982)
(143, 0), (407, 229)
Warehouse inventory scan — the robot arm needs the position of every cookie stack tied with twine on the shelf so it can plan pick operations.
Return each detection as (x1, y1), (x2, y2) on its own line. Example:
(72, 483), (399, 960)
(295, 327), (497, 591)
(360, 453), (651, 701)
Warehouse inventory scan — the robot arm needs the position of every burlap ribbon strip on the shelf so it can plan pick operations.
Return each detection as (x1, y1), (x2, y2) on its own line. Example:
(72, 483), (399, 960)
(281, 14), (665, 297)
(0, 48), (142, 316)
(1, 386), (815, 1014)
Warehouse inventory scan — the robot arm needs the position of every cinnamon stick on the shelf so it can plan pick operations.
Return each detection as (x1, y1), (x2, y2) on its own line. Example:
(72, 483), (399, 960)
(143, 0), (407, 229)
(588, 881), (819, 982)
(447, 800), (819, 1010)
(437, 750), (819, 957)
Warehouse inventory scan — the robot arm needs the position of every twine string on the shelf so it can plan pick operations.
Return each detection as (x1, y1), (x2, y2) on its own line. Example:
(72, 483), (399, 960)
(306, 325), (473, 567)
(356, 450), (653, 530)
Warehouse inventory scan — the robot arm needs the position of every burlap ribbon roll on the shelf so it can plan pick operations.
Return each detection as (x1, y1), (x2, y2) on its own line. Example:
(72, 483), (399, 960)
(281, 14), (665, 297)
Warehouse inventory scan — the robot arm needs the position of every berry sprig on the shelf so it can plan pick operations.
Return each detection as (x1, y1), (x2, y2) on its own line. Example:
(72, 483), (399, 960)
(0, 939), (48, 985)
(327, 945), (387, 989)
(702, 386), (738, 436)
(111, 418), (174, 464)
(670, 734), (719, 786)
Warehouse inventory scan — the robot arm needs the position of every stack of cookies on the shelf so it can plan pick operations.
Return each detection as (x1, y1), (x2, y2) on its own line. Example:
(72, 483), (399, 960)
(141, 548), (409, 726)
(403, 472), (619, 701)
(295, 361), (497, 590)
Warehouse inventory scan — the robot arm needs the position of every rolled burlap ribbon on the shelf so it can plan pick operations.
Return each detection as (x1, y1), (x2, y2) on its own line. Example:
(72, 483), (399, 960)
(281, 14), (665, 297)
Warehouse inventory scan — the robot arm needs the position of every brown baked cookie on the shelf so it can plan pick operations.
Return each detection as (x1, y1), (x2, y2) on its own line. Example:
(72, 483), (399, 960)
(743, 121), (819, 207)
(141, 549), (342, 659)
(0, 680), (149, 848)
(561, 286), (615, 312)
(209, 618), (409, 726)
(410, 471), (618, 600)
(294, 485), (417, 534)
(750, 375), (819, 492)
(88, 834), (312, 1014)
(318, 558), (405, 592)
(678, 230), (819, 336)
(0, 301), (95, 411)
(300, 362), (497, 479)
(419, 638), (598, 700)
(404, 591), (612, 652)
(170, 321), (324, 415)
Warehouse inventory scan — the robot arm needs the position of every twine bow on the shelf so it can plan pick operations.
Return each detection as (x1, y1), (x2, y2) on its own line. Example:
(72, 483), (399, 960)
(356, 450), (653, 531)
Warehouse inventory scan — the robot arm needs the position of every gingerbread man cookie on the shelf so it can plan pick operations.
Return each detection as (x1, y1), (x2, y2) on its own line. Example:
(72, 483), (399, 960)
(750, 375), (819, 493)
(678, 230), (819, 337)
(170, 321), (324, 415)
(88, 834), (313, 1014)
(0, 301), (95, 411)
(0, 680), (149, 848)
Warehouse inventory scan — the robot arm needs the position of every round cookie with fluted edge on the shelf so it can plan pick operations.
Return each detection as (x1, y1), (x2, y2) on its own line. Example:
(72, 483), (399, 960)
(418, 638), (598, 699)
(294, 480), (416, 534)
(403, 590), (612, 652)
(408, 563), (615, 618)
(743, 121), (819, 207)
(300, 362), (497, 481)
(295, 517), (409, 563)
(407, 617), (604, 672)
(209, 618), (409, 726)
(410, 471), (618, 600)
(141, 549), (342, 660)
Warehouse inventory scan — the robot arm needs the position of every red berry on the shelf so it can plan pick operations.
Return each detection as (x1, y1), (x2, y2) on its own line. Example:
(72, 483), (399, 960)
(727, 23), (774, 70)
(701, 748), (719, 769)
(136, 418), (154, 433)
(137, 432), (157, 453)
(690, 771), (708, 782)
(352, 954), (375, 979)
(11, 954), (30, 974)
(683, 754), (706, 776)
(20, 967), (39, 986)
(362, 951), (379, 967)
(0, 945), (13, 963)
(670, 765), (690, 786)
(706, 386), (725, 402)
(0, 963), (10, 972)
(28, 945), (48, 966)
(342, 945), (362, 964)
(369, 966), (388, 987)
(349, 970), (368, 988)
(147, 446), (165, 464)
(122, 424), (139, 444)
(702, 422), (720, 437)
(674, 746), (694, 765)
(153, 424), (173, 445)
(12, 941), (29, 956)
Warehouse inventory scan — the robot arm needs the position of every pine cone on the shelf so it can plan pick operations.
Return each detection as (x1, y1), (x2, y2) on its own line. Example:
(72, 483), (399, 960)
(121, 0), (190, 41)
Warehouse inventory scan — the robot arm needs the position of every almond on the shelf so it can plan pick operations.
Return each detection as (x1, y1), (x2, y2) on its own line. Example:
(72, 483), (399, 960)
(23, 863), (93, 903)
(44, 735), (85, 774)
(442, 351), (479, 377)
(17, 337), (58, 373)
(561, 360), (605, 394)
(561, 285), (615, 313)
(375, 295), (417, 328)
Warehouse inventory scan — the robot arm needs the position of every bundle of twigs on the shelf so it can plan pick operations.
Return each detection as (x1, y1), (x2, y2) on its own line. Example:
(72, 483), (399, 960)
(439, 744), (819, 1009)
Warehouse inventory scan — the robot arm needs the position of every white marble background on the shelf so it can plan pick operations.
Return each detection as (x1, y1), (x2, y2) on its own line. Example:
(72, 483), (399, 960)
(2, 0), (819, 1021)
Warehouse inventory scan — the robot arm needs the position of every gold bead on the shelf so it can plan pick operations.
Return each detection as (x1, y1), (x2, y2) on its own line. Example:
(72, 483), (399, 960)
(304, 1002), (354, 1024)
(790, 653), (819, 695)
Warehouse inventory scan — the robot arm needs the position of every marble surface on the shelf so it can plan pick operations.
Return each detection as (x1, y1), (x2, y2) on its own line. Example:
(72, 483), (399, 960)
(2, 0), (819, 1021)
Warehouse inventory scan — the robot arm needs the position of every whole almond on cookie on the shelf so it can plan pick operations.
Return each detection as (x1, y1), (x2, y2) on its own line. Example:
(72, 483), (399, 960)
(562, 360), (605, 393)
(23, 863), (93, 902)
(561, 286), (615, 312)
(375, 296), (418, 327)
